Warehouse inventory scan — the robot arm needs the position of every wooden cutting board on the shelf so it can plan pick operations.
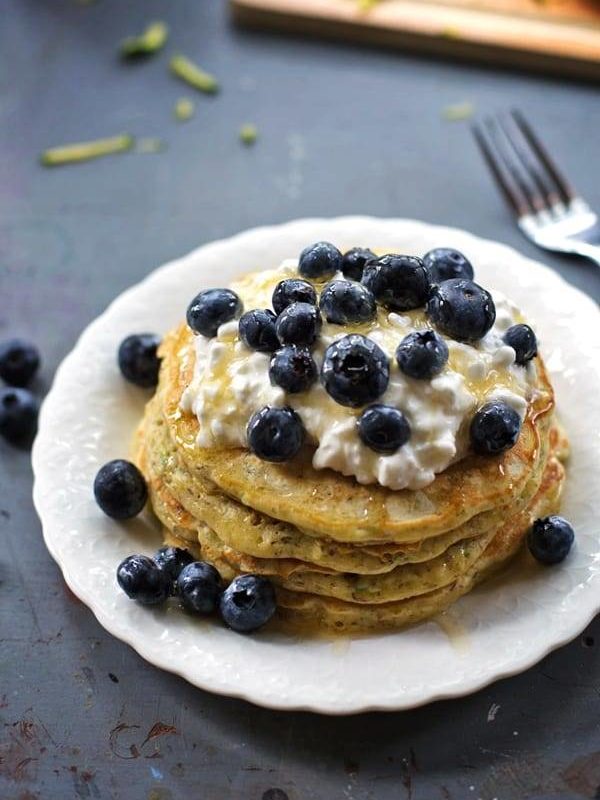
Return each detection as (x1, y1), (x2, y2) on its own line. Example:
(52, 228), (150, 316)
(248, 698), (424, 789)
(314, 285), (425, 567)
(231, 0), (600, 80)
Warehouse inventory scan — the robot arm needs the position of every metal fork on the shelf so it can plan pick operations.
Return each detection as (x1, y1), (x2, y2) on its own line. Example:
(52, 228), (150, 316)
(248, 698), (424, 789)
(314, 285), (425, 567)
(473, 110), (600, 268)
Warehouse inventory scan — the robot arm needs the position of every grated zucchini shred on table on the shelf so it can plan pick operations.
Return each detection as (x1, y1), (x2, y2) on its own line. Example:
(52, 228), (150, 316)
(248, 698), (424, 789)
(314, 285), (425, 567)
(40, 134), (134, 166)
(174, 97), (195, 122)
(239, 123), (258, 145)
(120, 21), (168, 58)
(169, 54), (219, 94)
(442, 102), (475, 121)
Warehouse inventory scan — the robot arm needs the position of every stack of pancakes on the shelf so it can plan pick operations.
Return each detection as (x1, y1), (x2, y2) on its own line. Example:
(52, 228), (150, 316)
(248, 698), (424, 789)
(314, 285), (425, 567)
(135, 324), (567, 634)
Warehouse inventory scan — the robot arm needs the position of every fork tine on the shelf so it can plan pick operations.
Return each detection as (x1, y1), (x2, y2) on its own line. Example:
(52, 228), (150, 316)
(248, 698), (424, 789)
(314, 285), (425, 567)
(484, 116), (548, 215)
(511, 109), (576, 203)
(472, 122), (531, 218)
(496, 112), (562, 210)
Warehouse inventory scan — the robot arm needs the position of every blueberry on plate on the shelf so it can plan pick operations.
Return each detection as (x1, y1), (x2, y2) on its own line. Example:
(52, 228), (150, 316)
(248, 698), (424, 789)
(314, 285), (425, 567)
(321, 334), (389, 408)
(247, 405), (305, 462)
(93, 459), (148, 519)
(0, 387), (39, 444)
(239, 309), (279, 353)
(186, 288), (243, 338)
(298, 242), (342, 281)
(272, 278), (317, 315)
(319, 280), (376, 325)
(426, 279), (496, 342)
(269, 346), (317, 393)
(153, 546), (195, 589)
(357, 404), (411, 454)
(527, 515), (575, 565)
(361, 255), (430, 311)
(177, 561), (223, 614)
(395, 330), (449, 380)
(503, 324), (538, 366)
(341, 247), (376, 282)
(117, 554), (171, 605)
(0, 338), (40, 387)
(118, 333), (161, 388)
(219, 574), (276, 633)
(423, 248), (474, 283)
(469, 401), (521, 456)
(275, 302), (322, 347)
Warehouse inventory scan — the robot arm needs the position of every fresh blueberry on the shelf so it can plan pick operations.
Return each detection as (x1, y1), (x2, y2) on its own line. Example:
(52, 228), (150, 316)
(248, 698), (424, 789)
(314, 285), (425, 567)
(93, 459), (148, 519)
(357, 404), (411, 454)
(503, 324), (538, 366)
(395, 330), (449, 380)
(527, 515), (575, 565)
(319, 280), (376, 325)
(298, 242), (342, 281)
(272, 278), (317, 315)
(219, 574), (276, 633)
(341, 247), (376, 282)
(239, 309), (279, 353)
(321, 334), (389, 408)
(118, 333), (161, 388)
(153, 546), (195, 589)
(177, 561), (223, 614)
(361, 255), (430, 311)
(423, 248), (474, 283)
(186, 288), (243, 337)
(116, 554), (171, 605)
(275, 302), (322, 347)
(469, 401), (521, 456)
(426, 279), (496, 342)
(0, 387), (39, 444)
(247, 406), (305, 462)
(0, 339), (40, 387)
(269, 346), (317, 393)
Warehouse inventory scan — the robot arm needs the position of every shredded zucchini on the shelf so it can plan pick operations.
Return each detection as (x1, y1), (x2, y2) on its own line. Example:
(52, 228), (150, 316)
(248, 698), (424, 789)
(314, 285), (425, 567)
(174, 97), (195, 122)
(169, 54), (219, 94)
(120, 21), (168, 58)
(442, 102), (474, 121)
(40, 133), (134, 166)
(239, 123), (258, 145)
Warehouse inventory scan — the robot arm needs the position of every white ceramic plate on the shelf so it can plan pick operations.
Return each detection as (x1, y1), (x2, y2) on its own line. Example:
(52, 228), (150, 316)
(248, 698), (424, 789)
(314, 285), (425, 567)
(32, 217), (600, 714)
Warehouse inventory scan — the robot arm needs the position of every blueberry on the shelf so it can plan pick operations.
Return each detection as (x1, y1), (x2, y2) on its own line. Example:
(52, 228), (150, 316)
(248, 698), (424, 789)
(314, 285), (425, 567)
(423, 248), (474, 283)
(361, 255), (430, 311)
(275, 302), (322, 347)
(503, 324), (538, 366)
(219, 574), (276, 633)
(321, 334), (389, 408)
(0, 388), (39, 444)
(247, 406), (305, 462)
(358, 404), (411, 454)
(0, 339), (40, 387)
(298, 242), (342, 281)
(272, 278), (317, 315)
(118, 333), (161, 388)
(469, 401), (521, 456)
(426, 279), (496, 342)
(177, 561), (223, 614)
(116, 554), (171, 605)
(269, 346), (317, 393)
(94, 459), (148, 519)
(239, 309), (279, 353)
(319, 280), (376, 325)
(341, 247), (376, 282)
(527, 515), (575, 565)
(186, 288), (243, 338)
(395, 330), (449, 380)
(153, 546), (195, 589)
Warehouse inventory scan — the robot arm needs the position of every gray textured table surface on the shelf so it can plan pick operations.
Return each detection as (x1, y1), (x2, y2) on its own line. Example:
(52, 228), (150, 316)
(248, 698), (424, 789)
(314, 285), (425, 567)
(1, 2), (600, 799)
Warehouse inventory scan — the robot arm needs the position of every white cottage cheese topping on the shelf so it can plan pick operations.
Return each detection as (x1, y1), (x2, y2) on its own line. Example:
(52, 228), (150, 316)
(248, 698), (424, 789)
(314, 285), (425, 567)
(181, 261), (535, 490)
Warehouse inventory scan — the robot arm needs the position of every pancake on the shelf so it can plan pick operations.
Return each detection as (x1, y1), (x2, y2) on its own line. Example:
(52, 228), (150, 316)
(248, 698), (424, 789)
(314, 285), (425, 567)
(157, 324), (555, 544)
(136, 387), (552, 576)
